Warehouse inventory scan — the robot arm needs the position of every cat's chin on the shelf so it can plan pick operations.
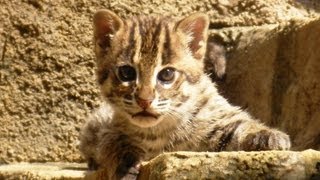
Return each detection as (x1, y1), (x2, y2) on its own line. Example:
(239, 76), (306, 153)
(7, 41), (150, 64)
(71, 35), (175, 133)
(130, 112), (161, 128)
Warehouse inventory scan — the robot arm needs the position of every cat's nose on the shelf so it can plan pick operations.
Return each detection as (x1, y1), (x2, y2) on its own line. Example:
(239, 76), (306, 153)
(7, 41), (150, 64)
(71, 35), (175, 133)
(136, 97), (152, 109)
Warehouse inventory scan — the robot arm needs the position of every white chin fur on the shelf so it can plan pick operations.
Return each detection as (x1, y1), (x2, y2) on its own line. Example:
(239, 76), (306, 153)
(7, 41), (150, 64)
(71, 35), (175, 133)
(130, 116), (161, 128)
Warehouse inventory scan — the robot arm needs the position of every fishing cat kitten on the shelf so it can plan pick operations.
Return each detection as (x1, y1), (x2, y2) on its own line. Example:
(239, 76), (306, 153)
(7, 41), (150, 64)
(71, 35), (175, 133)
(79, 10), (291, 179)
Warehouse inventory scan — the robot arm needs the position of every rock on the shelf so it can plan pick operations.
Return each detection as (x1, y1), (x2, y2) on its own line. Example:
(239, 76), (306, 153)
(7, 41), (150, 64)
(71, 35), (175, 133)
(138, 150), (320, 180)
(0, 151), (319, 179)
(212, 17), (320, 150)
(0, 163), (86, 180)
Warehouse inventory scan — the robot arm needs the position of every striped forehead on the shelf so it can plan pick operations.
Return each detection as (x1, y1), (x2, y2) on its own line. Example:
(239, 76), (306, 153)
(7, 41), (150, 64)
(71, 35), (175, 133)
(119, 16), (174, 66)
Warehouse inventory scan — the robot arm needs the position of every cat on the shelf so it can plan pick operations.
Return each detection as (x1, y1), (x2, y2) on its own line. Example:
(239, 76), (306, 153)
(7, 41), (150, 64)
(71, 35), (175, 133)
(79, 9), (291, 180)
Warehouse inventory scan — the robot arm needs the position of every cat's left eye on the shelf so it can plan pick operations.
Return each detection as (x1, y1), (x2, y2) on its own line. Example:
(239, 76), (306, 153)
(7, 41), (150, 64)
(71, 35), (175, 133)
(157, 68), (175, 84)
(117, 65), (136, 82)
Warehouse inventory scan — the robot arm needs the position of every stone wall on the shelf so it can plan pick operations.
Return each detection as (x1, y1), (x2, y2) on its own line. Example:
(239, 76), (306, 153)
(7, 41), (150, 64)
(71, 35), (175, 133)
(215, 18), (320, 150)
(0, 0), (319, 163)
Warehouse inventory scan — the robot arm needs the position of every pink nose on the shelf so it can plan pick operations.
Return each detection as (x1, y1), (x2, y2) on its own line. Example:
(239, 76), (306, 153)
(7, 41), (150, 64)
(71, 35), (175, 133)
(136, 97), (152, 109)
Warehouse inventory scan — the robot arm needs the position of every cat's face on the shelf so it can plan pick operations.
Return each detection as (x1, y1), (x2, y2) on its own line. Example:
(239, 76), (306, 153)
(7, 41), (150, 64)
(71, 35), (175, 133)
(93, 10), (209, 128)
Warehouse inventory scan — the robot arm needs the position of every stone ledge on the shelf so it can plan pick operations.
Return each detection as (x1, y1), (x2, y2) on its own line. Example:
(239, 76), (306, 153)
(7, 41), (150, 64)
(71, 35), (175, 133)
(0, 150), (319, 179)
(0, 163), (86, 180)
(138, 150), (320, 180)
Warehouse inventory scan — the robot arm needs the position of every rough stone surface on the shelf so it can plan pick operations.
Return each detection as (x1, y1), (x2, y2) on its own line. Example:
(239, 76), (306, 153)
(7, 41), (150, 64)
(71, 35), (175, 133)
(72, 150), (320, 179)
(0, 151), (318, 179)
(0, 0), (319, 163)
(0, 163), (86, 179)
(214, 18), (320, 150)
(138, 150), (320, 180)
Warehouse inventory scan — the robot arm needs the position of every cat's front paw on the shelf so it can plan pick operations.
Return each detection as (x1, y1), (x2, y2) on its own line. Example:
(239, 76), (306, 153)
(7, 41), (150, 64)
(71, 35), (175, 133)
(120, 165), (140, 180)
(116, 153), (141, 180)
(241, 129), (291, 151)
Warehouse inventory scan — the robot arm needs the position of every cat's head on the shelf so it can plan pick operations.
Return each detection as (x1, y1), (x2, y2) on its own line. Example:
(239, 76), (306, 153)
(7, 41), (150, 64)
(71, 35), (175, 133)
(93, 10), (209, 128)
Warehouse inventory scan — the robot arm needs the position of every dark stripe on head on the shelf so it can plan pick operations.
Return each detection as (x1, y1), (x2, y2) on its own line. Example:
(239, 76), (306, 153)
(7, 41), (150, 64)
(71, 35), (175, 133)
(123, 21), (137, 62)
(153, 19), (162, 42)
(151, 20), (162, 54)
(161, 23), (172, 65)
(98, 69), (109, 85)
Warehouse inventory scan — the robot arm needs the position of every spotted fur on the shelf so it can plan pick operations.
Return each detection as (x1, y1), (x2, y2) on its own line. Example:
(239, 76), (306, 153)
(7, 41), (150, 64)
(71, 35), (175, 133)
(79, 10), (291, 179)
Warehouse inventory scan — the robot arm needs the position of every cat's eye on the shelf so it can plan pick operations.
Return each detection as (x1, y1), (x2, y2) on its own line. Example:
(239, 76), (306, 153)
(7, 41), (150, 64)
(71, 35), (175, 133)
(117, 65), (136, 82)
(157, 68), (175, 84)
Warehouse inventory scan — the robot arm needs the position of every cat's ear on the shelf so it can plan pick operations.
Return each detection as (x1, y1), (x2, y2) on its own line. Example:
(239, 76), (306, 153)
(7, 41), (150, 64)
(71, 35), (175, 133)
(93, 9), (123, 49)
(175, 13), (209, 60)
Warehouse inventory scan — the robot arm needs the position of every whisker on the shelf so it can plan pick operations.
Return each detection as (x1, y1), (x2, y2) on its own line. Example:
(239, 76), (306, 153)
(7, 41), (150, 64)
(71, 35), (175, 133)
(158, 98), (169, 102)
(157, 102), (168, 106)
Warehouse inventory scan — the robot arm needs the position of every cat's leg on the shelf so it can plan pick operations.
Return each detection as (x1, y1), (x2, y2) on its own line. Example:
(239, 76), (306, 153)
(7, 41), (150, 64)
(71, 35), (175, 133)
(79, 116), (102, 171)
(95, 132), (144, 180)
(207, 114), (291, 151)
(79, 119), (143, 179)
(235, 121), (291, 151)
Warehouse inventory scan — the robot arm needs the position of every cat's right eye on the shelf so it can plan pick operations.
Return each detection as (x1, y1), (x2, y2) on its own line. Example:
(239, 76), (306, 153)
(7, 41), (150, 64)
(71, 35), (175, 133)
(157, 67), (175, 84)
(117, 65), (136, 82)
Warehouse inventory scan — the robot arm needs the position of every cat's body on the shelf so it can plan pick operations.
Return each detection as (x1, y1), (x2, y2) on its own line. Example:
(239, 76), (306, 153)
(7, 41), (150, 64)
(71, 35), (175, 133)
(79, 10), (290, 179)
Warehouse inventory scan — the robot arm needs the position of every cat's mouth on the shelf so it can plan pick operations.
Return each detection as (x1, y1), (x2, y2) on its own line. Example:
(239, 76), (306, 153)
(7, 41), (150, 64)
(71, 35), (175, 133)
(132, 111), (158, 119)
(130, 111), (161, 128)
